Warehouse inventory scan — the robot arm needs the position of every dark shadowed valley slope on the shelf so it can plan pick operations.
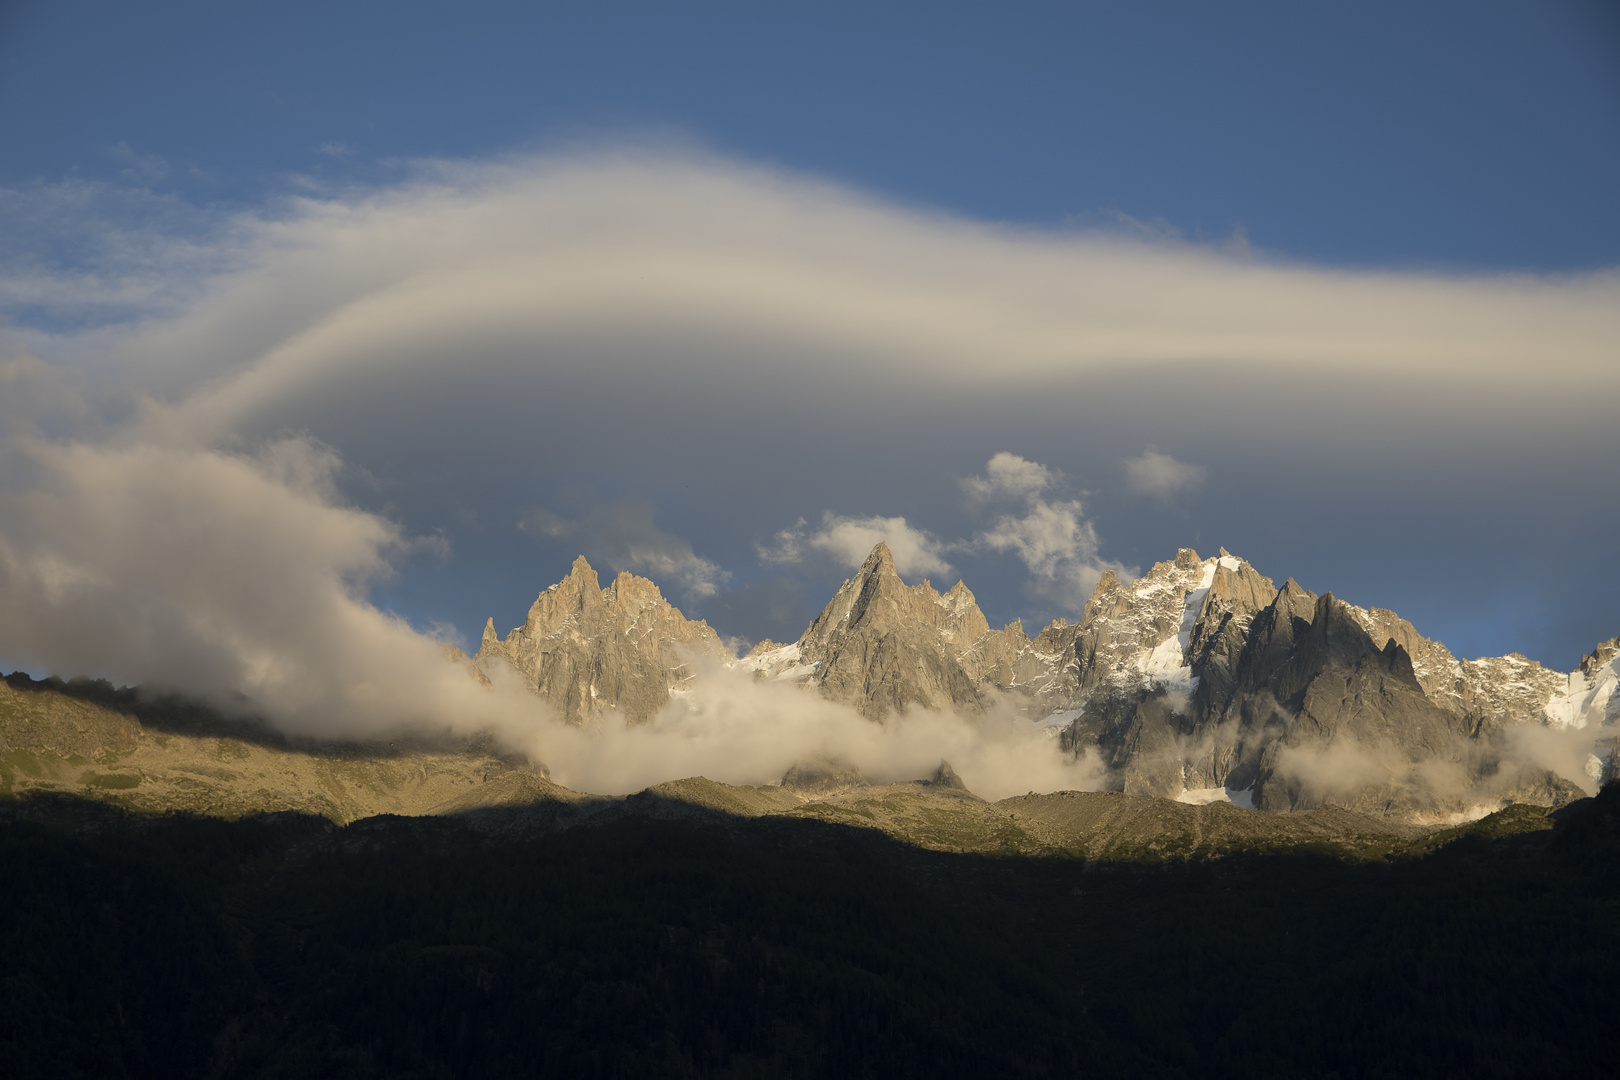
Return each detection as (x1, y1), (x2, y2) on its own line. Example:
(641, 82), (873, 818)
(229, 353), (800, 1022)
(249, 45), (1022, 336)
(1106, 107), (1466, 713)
(3, 769), (1617, 1079)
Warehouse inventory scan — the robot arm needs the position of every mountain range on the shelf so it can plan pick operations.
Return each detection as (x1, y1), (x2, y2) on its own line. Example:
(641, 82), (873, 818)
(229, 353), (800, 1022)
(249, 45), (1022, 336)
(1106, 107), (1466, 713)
(3, 543), (1613, 829)
(473, 543), (1618, 820)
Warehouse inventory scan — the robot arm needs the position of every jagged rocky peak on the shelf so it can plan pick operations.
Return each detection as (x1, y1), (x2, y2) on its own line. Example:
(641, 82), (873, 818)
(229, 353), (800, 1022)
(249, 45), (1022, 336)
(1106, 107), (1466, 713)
(741, 542), (993, 719)
(1274, 576), (1317, 614)
(1580, 637), (1620, 680)
(1201, 553), (1279, 615)
(461, 540), (1616, 822)
(747, 542), (1288, 725)
(804, 542), (992, 718)
(1063, 552), (1611, 819)
(799, 542), (991, 655)
(954, 548), (1275, 718)
(1181, 555), (1278, 703)
(473, 556), (733, 726)
(1334, 596), (1611, 737)
(1048, 548), (1258, 701)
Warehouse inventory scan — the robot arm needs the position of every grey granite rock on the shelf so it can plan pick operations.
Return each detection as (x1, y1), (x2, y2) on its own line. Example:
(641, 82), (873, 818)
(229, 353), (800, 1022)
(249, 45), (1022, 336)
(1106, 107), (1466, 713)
(473, 556), (732, 725)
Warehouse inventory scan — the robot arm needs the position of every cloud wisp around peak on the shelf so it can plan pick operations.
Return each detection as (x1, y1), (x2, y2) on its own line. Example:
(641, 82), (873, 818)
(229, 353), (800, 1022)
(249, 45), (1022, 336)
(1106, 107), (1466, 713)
(759, 513), (954, 580)
(520, 494), (730, 600)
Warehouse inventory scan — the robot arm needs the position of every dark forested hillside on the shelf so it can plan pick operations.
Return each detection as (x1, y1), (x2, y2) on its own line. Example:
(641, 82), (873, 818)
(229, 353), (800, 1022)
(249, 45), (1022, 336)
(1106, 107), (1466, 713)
(3, 784), (1617, 1079)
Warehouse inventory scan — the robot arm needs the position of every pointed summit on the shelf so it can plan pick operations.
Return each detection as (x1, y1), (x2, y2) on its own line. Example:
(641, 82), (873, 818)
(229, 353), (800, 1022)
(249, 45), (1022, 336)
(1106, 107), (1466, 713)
(473, 557), (732, 724)
(861, 541), (898, 577)
(779, 541), (987, 719)
(926, 760), (969, 791)
(1278, 577), (1313, 602)
(568, 555), (600, 589)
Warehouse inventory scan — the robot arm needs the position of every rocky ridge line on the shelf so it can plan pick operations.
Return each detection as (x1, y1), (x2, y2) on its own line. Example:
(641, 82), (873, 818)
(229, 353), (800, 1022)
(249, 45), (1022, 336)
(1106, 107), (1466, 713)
(472, 544), (1617, 821)
(473, 556), (733, 725)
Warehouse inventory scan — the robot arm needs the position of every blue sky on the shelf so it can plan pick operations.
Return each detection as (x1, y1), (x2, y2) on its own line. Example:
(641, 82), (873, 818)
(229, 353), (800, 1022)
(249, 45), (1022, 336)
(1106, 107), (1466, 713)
(1, 0), (1617, 692)
(6, 0), (1618, 268)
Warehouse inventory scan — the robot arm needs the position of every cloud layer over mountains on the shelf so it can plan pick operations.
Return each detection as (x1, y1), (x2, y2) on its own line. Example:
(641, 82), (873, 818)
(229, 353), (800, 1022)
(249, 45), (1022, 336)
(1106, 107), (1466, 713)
(1, 148), (1616, 766)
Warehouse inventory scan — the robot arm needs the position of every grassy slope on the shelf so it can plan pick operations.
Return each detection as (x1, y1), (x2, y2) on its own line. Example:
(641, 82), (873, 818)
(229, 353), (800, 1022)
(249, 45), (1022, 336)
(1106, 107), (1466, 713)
(0, 672), (1563, 861)
(0, 674), (558, 824)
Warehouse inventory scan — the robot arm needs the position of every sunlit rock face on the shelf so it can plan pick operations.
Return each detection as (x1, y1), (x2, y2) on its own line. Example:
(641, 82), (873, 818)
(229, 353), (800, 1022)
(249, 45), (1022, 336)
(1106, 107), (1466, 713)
(740, 542), (1613, 818)
(473, 556), (733, 726)
(1050, 549), (1275, 799)
(737, 542), (989, 720)
(473, 542), (1615, 821)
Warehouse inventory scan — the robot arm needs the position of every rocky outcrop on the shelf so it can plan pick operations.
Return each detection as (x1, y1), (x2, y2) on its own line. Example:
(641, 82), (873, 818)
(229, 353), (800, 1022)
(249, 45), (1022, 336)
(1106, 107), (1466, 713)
(1055, 552), (1601, 819)
(779, 758), (870, 798)
(807, 550), (988, 719)
(738, 543), (988, 719)
(739, 543), (1284, 728)
(0, 674), (143, 759)
(1234, 593), (1477, 813)
(473, 556), (733, 725)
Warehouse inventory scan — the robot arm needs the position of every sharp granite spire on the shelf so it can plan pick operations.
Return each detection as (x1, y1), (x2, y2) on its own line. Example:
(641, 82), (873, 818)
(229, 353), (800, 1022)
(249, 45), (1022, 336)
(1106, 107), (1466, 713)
(472, 556), (733, 725)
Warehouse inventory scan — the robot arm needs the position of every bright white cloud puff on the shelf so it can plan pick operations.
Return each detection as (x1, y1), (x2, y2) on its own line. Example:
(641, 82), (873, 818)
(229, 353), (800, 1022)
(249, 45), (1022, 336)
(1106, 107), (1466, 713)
(759, 512), (953, 580)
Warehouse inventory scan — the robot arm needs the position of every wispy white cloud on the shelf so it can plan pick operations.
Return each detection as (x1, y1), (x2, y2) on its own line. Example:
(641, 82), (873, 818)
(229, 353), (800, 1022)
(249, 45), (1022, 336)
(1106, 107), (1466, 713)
(1123, 446), (1206, 498)
(0, 177), (244, 331)
(767, 453), (1133, 610)
(959, 451), (1056, 505)
(962, 453), (1134, 608)
(521, 494), (729, 600)
(759, 512), (953, 579)
(0, 434), (445, 732)
(978, 496), (1111, 602)
(6, 147), (1613, 431)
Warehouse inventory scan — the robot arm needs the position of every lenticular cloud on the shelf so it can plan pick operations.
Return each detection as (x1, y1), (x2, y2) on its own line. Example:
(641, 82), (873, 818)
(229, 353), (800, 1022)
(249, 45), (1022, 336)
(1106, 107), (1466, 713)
(0, 146), (1616, 793)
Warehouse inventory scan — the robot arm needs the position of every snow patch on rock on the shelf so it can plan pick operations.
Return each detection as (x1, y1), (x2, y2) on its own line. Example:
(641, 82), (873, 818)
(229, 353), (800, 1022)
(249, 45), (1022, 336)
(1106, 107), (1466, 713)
(1136, 559), (1216, 692)
(1544, 651), (1618, 730)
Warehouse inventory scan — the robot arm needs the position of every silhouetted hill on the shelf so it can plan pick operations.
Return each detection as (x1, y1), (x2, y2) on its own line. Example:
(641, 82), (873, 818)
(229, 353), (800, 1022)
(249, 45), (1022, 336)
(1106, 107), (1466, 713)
(3, 782), (1617, 1078)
